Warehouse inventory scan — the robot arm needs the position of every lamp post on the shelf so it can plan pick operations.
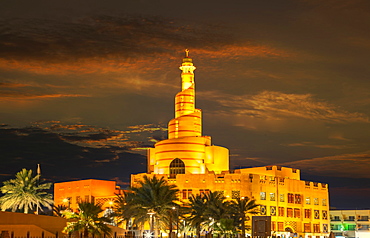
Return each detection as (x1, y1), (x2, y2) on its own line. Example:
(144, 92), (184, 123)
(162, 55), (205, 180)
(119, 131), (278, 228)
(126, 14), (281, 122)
(148, 211), (156, 238)
(171, 207), (179, 238)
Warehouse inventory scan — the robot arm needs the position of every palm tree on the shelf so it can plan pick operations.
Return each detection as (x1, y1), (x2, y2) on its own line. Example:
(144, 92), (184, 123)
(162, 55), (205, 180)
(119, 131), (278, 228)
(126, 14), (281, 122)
(230, 197), (259, 238)
(53, 204), (68, 217)
(116, 175), (179, 234)
(187, 194), (208, 238)
(63, 201), (112, 238)
(0, 168), (53, 213)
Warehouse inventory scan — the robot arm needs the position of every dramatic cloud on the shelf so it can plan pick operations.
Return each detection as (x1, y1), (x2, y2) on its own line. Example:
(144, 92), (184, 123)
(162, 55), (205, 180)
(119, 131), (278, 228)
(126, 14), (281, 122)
(279, 151), (370, 178)
(201, 90), (369, 124)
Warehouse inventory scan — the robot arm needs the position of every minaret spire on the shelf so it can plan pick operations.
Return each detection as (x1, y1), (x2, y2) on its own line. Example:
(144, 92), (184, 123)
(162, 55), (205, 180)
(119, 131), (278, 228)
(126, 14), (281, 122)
(185, 49), (189, 58)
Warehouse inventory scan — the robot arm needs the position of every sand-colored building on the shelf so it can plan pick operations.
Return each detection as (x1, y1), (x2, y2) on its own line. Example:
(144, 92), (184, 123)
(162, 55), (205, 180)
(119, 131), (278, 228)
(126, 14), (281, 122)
(132, 50), (330, 238)
(54, 179), (124, 212)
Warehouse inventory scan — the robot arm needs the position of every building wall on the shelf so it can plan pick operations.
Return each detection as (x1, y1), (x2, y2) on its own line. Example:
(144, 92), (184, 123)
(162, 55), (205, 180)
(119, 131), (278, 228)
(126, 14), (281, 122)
(132, 165), (330, 238)
(0, 211), (67, 236)
(54, 179), (123, 211)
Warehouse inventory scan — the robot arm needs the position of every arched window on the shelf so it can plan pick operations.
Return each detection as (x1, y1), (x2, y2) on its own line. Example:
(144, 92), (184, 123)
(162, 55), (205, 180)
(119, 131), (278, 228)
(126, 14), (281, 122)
(169, 158), (185, 175)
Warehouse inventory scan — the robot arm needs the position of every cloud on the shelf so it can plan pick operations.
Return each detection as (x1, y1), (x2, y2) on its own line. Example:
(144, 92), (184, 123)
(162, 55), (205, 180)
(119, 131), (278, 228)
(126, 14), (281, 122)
(0, 15), (291, 75)
(32, 121), (166, 150)
(285, 141), (354, 149)
(0, 92), (89, 100)
(201, 90), (370, 124)
(279, 151), (370, 178)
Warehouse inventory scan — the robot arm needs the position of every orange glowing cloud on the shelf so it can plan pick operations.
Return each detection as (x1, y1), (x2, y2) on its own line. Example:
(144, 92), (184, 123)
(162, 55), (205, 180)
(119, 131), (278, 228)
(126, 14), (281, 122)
(201, 90), (370, 124)
(0, 92), (89, 101)
(195, 45), (293, 59)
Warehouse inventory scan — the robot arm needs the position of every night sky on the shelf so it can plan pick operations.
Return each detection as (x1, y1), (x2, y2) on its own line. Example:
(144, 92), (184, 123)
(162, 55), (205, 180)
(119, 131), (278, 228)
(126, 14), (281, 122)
(1, 0), (369, 209)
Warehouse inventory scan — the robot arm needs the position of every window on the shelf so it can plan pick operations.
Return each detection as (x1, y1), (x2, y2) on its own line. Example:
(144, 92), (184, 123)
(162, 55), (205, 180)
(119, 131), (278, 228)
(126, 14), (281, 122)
(304, 209), (311, 218)
(76, 196), (81, 203)
(314, 210), (320, 219)
(278, 222), (284, 231)
(182, 189), (192, 199)
(288, 193), (294, 203)
(295, 194), (302, 204)
(322, 210), (328, 220)
(84, 195), (89, 202)
(260, 205), (267, 215)
(294, 208), (301, 218)
(323, 224), (329, 233)
(306, 197), (311, 205)
(287, 208), (293, 217)
(313, 224), (320, 233)
(322, 199), (327, 206)
(331, 225), (340, 230)
(348, 225), (356, 231)
(169, 158), (185, 175)
(270, 206), (276, 216)
(272, 222), (276, 231)
(333, 216), (340, 221)
(304, 223), (311, 232)
(200, 189), (210, 196)
(232, 190), (240, 199)
(260, 192), (266, 200)
(314, 198), (319, 205)
(278, 207), (285, 216)
(270, 193), (275, 201)
(280, 194), (285, 202)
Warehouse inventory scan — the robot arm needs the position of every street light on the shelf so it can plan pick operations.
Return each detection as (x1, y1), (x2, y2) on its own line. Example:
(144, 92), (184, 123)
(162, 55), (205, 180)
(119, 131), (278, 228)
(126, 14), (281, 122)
(148, 211), (156, 238)
(63, 197), (71, 210)
(175, 207), (179, 238)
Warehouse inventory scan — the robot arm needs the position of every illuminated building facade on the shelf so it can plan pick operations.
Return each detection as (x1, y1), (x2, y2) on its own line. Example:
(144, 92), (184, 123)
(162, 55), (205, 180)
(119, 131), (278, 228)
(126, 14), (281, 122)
(54, 179), (123, 212)
(330, 210), (370, 238)
(131, 51), (330, 238)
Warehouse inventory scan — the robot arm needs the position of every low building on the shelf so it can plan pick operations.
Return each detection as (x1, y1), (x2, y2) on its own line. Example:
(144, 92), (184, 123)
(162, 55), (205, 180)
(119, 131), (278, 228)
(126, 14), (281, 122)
(330, 210), (370, 238)
(54, 179), (124, 212)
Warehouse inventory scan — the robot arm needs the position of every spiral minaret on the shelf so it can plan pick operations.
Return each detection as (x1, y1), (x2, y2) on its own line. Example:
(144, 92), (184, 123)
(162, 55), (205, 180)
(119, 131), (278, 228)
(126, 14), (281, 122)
(147, 50), (229, 175)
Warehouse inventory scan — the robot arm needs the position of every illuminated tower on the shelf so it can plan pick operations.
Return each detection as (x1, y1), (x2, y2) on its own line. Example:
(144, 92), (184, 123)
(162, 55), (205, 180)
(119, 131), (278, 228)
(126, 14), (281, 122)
(147, 50), (229, 176)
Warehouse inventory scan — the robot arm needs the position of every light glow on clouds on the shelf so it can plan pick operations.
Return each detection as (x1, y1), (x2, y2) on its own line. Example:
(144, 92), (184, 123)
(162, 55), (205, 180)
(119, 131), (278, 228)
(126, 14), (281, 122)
(201, 90), (369, 124)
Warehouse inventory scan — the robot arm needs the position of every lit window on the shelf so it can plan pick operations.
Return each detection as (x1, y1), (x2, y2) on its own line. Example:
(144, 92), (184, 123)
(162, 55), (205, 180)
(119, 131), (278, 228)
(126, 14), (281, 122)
(260, 192), (266, 200)
(280, 194), (284, 202)
(306, 197), (311, 205)
(322, 199), (327, 206)
(314, 198), (319, 205)
(304, 223), (311, 232)
(169, 158), (185, 175)
(304, 209), (311, 218)
(294, 208), (301, 218)
(278, 207), (285, 216)
(270, 193), (275, 201)
(287, 208), (293, 217)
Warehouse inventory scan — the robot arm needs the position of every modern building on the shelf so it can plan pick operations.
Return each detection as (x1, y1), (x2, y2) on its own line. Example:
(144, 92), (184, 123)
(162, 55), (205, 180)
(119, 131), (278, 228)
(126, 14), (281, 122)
(330, 210), (370, 238)
(131, 50), (330, 238)
(54, 179), (124, 212)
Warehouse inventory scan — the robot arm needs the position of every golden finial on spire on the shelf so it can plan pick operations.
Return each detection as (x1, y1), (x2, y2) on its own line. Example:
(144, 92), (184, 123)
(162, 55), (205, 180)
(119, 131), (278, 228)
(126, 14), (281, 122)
(185, 49), (189, 58)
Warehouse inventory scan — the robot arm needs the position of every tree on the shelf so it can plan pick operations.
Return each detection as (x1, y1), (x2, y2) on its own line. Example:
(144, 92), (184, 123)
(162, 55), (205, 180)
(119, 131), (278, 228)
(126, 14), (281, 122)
(116, 175), (179, 234)
(53, 204), (68, 217)
(230, 197), (259, 238)
(63, 201), (112, 238)
(0, 168), (53, 213)
(187, 194), (209, 238)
